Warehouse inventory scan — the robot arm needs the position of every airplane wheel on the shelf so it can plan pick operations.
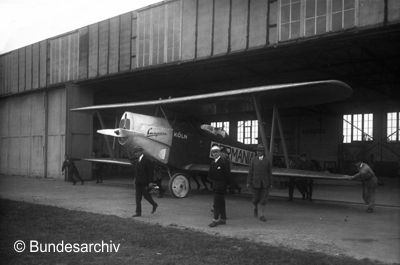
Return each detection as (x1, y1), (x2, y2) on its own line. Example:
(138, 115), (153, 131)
(169, 173), (190, 198)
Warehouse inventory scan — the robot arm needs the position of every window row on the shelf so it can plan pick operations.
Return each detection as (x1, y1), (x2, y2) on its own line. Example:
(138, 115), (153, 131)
(343, 112), (400, 143)
(210, 120), (258, 144)
(279, 0), (358, 41)
(210, 112), (400, 146)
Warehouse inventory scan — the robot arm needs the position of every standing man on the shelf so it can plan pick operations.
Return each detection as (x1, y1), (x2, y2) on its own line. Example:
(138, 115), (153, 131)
(247, 144), (272, 222)
(130, 147), (158, 217)
(62, 154), (84, 185)
(351, 162), (378, 213)
(208, 145), (231, 227)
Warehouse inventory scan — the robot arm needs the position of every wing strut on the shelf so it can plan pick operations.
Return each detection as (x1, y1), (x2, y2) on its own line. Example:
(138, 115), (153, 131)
(112, 114), (119, 152)
(96, 111), (114, 158)
(275, 107), (290, 168)
(252, 96), (269, 157)
(252, 97), (290, 169)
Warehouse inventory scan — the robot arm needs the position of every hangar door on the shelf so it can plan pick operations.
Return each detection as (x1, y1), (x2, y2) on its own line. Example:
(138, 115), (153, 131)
(46, 88), (66, 178)
(0, 92), (46, 177)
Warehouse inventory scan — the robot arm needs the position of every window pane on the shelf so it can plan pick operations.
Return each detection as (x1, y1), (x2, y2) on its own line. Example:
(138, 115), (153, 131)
(291, 2), (301, 21)
(281, 0), (290, 5)
(332, 0), (343, 12)
(353, 114), (362, 141)
(344, 9), (355, 29)
(387, 112), (398, 141)
(343, 114), (351, 143)
(281, 5), (290, 23)
(344, 0), (355, 10)
(363, 114), (373, 141)
(281, 24), (290, 41)
(316, 16), (327, 34)
(332, 12), (343, 31)
(306, 0), (315, 18)
(316, 0), (327, 16)
(305, 19), (315, 36)
(291, 22), (300, 38)
(237, 121), (243, 142)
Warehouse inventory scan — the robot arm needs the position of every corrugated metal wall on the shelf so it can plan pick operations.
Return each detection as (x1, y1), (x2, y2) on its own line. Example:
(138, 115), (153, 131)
(0, 92), (46, 177)
(2, 0), (399, 97)
(0, 85), (93, 179)
(137, 0), (182, 67)
(49, 33), (79, 85)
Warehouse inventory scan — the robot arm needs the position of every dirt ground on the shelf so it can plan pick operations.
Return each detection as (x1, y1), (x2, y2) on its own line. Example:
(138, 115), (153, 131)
(0, 175), (399, 264)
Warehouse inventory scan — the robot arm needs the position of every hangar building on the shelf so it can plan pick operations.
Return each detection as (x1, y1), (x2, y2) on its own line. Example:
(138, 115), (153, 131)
(1, 0), (399, 180)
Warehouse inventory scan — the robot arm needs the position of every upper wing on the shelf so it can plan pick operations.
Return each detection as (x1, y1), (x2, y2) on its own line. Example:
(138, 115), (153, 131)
(83, 158), (132, 166)
(71, 80), (351, 112)
(184, 164), (352, 180)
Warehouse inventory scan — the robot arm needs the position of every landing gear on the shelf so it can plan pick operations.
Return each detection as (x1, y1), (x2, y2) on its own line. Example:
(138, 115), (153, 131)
(168, 173), (190, 198)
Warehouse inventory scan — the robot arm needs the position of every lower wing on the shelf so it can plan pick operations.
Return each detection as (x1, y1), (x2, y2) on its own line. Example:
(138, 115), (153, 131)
(184, 164), (352, 180)
(83, 158), (132, 166)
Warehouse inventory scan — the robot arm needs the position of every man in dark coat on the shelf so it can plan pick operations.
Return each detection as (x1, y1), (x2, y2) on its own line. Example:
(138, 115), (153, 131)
(61, 154), (84, 185)
(130, 147), (158, 217)
(247, 144), (272, 222)
(208, 145), (231, 227)
(351, 162), (378, 213)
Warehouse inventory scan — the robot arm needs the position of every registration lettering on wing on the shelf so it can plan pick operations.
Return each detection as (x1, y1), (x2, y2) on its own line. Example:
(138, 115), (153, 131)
(210, 141), (255, 166)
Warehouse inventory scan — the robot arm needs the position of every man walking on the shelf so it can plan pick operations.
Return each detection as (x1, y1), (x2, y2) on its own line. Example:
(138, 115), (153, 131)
(62, 154), (84, 185)
(208, 145), (231, 227)
(351, 162), (378, 213)
(247, 144), (272, 222)
(130, 147), (158, 217)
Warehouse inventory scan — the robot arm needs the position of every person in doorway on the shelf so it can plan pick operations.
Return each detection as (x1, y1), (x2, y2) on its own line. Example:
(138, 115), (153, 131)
(208, 145), (231, 227)
(129, 147), (158, 217)
(247, 144), (272, 222)
(351, 161), (378, 213)
(62, 154), (84, 185)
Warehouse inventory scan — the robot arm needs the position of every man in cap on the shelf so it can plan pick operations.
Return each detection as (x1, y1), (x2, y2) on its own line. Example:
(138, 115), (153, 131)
(351, 161), (378, 213)
(247, 144), (272, 222)
(208, 145), (231, 227)
(129, 147), (158, 217)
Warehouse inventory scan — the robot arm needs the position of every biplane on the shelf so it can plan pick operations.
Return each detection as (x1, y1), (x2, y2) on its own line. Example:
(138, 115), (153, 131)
(72, 80), (353, 198)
